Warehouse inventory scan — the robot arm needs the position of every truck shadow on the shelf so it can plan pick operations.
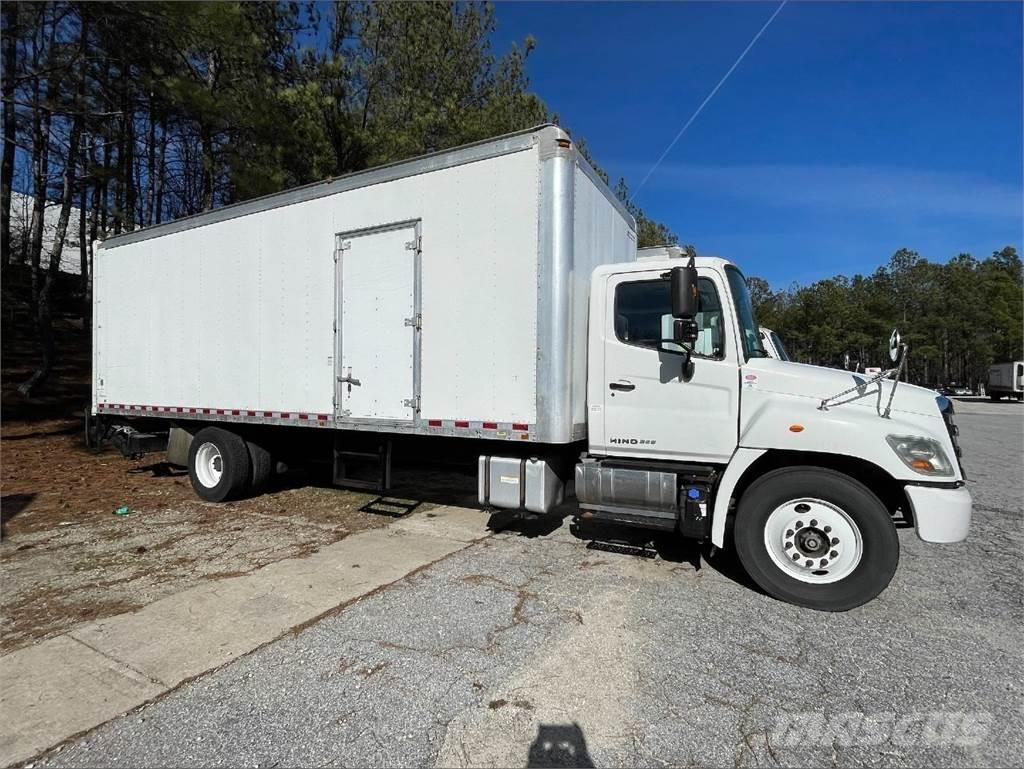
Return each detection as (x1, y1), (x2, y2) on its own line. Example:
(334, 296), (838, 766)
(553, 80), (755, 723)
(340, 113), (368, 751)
(1, 493), (37, 539)
(526, 722), (595, 768)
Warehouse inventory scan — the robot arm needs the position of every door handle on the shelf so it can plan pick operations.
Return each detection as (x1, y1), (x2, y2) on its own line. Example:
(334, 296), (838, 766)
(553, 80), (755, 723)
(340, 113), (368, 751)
(338, 368), (361, 394)
(609, 381), (635, 392)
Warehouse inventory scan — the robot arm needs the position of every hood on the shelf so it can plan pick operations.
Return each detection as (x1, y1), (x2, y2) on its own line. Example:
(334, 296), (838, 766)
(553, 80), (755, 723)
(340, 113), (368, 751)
(744, 358), (943, 420)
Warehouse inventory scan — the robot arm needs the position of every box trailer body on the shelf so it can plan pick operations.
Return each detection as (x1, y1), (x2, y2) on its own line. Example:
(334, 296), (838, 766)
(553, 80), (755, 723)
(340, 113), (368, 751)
(93, 126), (635, 444)
(987, 361), (1024, 400)
(91, 127), (975, 612)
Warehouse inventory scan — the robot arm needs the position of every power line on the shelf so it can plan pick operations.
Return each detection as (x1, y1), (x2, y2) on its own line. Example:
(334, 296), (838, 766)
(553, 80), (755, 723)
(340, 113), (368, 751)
(631, 0), (788, 202)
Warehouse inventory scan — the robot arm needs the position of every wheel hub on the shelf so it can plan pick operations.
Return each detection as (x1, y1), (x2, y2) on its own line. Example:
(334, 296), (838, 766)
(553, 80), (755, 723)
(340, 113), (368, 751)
(765, 498), (863, 584)
(194, 442), (224, 488)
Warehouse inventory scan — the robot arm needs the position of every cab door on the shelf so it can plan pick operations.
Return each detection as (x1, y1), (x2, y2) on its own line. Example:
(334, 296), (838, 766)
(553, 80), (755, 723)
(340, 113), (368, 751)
(595, 268), (740, 463)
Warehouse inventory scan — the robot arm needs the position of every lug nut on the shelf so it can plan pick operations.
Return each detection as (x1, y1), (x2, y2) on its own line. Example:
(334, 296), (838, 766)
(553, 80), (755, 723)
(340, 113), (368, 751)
(820, 558), (828, 567)
(792, 553), (799, 561)
(796, 521), (804, 529)
(824, 526), (832, 533)
(805, 559), (813, 567)
(830, 550), (838, 558)
(784, 542), (792, 549)
(786, 529), (793, 537)
(810, 519), (818, 527)
(831, 537), (839, 546)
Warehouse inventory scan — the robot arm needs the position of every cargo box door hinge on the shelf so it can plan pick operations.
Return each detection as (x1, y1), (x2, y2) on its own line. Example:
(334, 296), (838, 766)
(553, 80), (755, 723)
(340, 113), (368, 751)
(404, 314), (422, 330)
(403, 396), (420, 412)
(405, 236), (421, 252)
(335, 238), (351, 261)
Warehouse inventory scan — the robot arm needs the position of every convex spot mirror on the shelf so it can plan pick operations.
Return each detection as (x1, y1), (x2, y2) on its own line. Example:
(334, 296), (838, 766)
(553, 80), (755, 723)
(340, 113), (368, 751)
(889, 329), (902, 363)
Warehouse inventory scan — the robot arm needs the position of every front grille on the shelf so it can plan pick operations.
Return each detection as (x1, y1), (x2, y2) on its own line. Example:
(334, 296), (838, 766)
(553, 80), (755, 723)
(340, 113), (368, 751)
(937, 395), (965, 477)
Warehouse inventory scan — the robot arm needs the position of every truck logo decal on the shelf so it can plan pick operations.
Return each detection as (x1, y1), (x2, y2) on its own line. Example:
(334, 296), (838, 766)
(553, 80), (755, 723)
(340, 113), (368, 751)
(609, 437), (657, 445)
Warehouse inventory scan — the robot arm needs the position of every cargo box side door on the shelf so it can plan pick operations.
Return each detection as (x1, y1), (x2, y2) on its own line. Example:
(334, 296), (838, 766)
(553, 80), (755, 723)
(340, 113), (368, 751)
(335, 221), (421, 423)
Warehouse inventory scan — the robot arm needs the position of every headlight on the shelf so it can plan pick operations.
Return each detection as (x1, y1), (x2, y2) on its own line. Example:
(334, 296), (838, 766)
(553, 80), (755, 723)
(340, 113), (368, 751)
(886, 434), (954, 477)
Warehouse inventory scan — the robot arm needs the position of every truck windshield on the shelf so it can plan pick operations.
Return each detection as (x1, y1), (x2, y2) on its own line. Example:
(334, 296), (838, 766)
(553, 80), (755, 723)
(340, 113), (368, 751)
(726, 266), (767, 360)
(769, 330), (790, 361)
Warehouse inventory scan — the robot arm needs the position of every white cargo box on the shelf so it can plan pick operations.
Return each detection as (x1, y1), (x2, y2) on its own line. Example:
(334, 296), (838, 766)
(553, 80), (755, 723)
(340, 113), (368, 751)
(93, 125), (636, 444)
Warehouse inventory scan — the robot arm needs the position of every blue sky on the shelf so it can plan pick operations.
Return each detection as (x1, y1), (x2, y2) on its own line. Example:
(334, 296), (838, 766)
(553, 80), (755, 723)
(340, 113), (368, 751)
(493, 1), (1023, 287)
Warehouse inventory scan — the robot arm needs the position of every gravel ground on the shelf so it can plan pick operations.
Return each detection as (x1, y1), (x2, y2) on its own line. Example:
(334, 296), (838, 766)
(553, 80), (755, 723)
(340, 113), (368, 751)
(35, 398), (1024, 768)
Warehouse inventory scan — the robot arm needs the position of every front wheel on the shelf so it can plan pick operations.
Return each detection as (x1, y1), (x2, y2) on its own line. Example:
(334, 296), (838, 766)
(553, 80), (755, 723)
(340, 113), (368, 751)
(733, 467), (899, 611)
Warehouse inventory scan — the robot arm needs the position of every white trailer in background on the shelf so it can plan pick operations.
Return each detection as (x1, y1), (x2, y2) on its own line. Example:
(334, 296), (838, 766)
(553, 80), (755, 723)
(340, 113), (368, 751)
(987, 361), (1024, 400)
(92, 125), (973, 611)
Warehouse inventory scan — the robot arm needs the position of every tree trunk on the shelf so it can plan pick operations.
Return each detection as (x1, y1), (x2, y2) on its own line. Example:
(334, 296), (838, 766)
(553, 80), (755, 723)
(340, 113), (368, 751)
(200, 123), (214, 211)
(200, 52), (216, 212)
(28, 74), (56, 314)
(1, 2), (18, 267)
(121, 63), (136, 231)
(20, 108), (83, 396)
(86, 136), (100, 330)
(154, 115), (167, 223)
(145, 97), (156, 225)
(79, 160), (87, 291)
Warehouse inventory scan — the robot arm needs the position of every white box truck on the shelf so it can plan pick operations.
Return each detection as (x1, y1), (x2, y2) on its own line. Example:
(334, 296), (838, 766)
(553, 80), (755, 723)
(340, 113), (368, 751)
(987, 361), (1024, 400)
(91, 125), (972, 610)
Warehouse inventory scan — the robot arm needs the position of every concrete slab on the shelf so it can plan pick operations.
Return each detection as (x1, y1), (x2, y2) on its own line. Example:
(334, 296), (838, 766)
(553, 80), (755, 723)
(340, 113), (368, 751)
(3, 518), (478, 767)
(69, 527), (466, 689)
(389, 505), (493, 543)
(0, 636), (163, 767)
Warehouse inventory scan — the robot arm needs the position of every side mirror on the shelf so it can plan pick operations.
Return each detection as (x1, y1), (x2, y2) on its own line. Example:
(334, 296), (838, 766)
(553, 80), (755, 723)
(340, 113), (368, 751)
(670, 263), (699, 319)
(888, 329), (902, 362)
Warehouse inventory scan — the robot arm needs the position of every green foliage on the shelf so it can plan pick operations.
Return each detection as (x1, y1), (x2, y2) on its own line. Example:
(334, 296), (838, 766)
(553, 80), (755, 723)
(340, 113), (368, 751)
(749, 247), (1024, 386)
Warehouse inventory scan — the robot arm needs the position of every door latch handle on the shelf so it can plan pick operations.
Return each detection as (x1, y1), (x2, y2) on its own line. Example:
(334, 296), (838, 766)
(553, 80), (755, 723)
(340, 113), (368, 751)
(338, 368), (361, 395)
(609, 381), (635, 392)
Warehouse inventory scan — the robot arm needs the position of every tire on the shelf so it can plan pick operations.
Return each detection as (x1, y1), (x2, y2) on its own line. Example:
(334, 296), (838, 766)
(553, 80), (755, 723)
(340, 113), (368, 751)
(188, 427), (252, 502)
(247, 439), (272, 494)
(733, 467), (899, 611)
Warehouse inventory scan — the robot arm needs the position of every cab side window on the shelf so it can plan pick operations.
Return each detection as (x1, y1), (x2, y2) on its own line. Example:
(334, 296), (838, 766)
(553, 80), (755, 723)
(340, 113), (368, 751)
(614, 277), (725, 359)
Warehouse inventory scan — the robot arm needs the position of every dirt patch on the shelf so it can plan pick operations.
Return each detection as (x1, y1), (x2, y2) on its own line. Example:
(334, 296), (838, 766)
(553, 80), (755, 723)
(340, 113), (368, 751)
(0, 419), (404, 653)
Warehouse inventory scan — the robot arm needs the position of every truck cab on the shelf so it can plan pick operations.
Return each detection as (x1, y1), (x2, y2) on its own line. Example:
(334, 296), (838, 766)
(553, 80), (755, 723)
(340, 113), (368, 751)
(573, 251), (972, 610)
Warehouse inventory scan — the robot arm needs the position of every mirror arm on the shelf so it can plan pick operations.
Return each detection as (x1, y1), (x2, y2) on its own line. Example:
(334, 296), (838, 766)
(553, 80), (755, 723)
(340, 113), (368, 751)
(881, 342), (909, 419)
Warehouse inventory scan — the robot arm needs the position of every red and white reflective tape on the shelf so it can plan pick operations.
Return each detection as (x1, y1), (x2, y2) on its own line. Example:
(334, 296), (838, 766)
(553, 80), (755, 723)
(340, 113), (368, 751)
(97, 404), (331, 424)
(96, 404), (534, 437)
(425, 418), (533, 436)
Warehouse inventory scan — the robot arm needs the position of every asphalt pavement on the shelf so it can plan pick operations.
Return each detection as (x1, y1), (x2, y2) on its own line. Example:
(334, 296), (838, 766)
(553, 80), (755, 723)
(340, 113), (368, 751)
(32, 398), (1024, 768)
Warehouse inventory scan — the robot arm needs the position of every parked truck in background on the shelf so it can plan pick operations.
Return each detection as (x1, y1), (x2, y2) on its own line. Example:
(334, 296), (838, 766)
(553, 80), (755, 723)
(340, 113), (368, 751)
(987, 361), (1024, 401)
(89, 125), (972, 611)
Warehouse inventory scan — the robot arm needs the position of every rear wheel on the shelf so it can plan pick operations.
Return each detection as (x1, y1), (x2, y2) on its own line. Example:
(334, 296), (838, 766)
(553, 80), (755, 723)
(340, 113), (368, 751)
(188, 427), (251, 502)
(247, 439), (272, 494)
(734, 467), (899, 611)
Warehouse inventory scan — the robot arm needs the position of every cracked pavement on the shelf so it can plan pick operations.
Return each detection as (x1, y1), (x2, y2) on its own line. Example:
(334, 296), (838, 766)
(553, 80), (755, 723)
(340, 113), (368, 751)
(35, 400), (1023, 768)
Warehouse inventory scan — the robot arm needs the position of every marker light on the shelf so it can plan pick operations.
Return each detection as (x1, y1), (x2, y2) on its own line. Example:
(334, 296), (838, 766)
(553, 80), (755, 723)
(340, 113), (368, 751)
(789, 424), (804, 433)
(886, 435), (954, 477)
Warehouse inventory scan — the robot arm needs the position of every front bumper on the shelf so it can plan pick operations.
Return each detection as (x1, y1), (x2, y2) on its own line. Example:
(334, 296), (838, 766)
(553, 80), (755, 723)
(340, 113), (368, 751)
(905, 484), (972, 543)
